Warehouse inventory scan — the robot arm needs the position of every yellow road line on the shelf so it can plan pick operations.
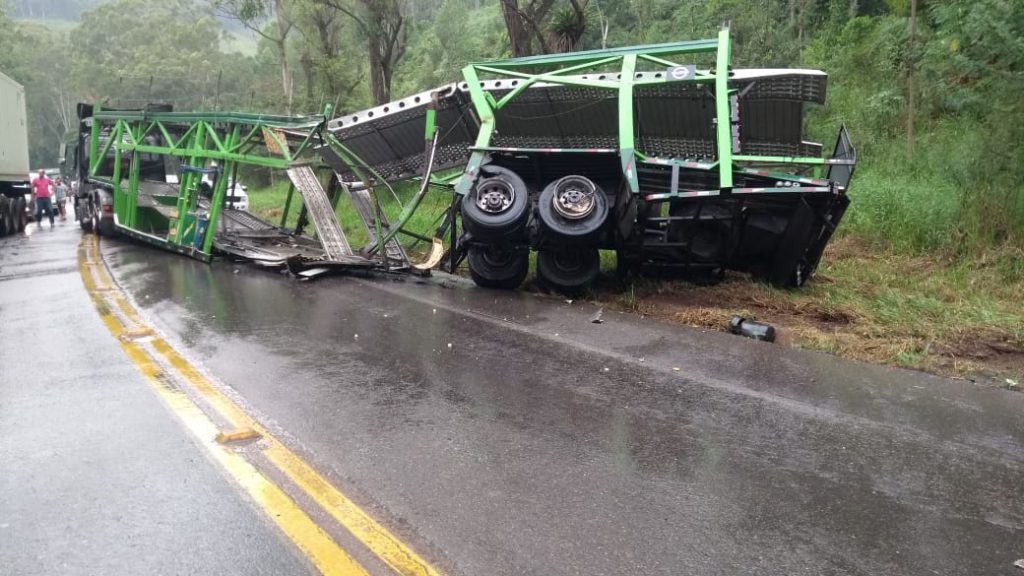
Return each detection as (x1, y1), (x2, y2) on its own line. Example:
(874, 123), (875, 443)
(79, 235), (444, 576)
(79, 236), (369, 576)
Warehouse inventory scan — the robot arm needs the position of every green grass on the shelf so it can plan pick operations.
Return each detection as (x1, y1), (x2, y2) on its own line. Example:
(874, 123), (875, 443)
(246, 175), (454, 256)
(591, 236), (1023, 384)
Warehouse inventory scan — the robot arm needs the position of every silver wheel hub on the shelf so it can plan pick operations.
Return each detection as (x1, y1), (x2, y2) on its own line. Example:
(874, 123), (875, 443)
(552, 176), (596, 220)
(476, 180), (515, 214)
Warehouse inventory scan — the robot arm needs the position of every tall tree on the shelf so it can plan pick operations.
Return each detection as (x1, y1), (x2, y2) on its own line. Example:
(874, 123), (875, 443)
(312, 0), (407, 105)
(906, 0), (916, 156)
(214, 0), (297, 112)
(500, 0), (555, 56)
(71, 0), (225, 107)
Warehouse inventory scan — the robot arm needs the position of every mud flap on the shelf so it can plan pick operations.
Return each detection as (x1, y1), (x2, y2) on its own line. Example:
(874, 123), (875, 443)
(767, 199), (817, 287)
(801, 194), (849, 281)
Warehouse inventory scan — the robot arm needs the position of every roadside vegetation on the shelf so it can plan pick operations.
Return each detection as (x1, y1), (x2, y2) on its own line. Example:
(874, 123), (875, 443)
(1, 0), (1021, 382)
(246, 174), (453, 257)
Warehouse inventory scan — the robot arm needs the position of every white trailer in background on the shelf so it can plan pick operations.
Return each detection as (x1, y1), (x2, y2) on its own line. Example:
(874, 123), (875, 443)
(0, 71), (30, 235)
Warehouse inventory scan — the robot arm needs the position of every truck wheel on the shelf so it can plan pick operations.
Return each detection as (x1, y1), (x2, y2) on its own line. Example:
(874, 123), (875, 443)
(461, 166), (529, 241)
(15, 197), (27, 232)
(537, 247), (600, 293)
(537, 175), (608, 244)
(467, 244), (529, 290)
(78, 198), (94, 231)
(98, 213), (115, 236)
(3, 201), (14, 236)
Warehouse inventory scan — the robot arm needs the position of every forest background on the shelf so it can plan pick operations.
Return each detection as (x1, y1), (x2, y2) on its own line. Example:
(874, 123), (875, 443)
(1, 0), (1022, 379)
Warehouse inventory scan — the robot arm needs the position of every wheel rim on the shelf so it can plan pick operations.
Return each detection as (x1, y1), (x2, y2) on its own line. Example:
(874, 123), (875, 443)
(476, 179), (515, 214)
(551, 176), (596, 220)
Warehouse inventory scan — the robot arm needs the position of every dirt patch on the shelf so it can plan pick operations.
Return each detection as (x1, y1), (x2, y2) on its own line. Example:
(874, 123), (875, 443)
(590, 236), (1023, 388)
(930, 330), (1024, 375)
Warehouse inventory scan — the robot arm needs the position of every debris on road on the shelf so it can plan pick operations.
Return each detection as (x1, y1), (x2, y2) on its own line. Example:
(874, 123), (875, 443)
(590, 309), (604, 324)
(728, 316), (776, 342)
(215, 428), (262, 445)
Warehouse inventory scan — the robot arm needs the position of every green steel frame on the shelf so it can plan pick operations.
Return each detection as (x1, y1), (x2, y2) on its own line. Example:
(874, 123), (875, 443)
(452, 28), (833, 198)
(87, 108), (326, 259)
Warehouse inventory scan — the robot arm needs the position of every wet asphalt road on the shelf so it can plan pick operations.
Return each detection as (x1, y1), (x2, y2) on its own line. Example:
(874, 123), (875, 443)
(0, 223), (312, 576)
(95, 233), (1024, 576)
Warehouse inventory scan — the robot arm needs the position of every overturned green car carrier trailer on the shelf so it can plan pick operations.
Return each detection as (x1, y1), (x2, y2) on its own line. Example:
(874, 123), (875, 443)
(328, 28), (856, 291)
(71, 29), (855, 292)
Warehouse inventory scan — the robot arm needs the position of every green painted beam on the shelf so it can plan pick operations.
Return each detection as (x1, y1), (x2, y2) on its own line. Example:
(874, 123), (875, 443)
(92, 110), (324, 129)
(618, 54), (639, 194)
(714, 28), (733, 190)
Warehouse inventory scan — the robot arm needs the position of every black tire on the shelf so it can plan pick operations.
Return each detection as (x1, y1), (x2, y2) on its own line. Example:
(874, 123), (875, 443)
(91, 196), (104, 235)
(15, 197), (27, 232)
(6, 201), (16, 235)
(467, 244), (529, 290)
(537, 175), (608, 244)
(461, 165), (529, 241)
(537, 247), (600, 293)
(98, 214), (114, 236)
(79, 201), (94, 232)
(76, 195), (94, 232)
(78, 201), (93, 228)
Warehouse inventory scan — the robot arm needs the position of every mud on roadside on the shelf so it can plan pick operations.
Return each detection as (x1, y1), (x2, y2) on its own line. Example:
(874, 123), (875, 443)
(584, 236), (1024, 390)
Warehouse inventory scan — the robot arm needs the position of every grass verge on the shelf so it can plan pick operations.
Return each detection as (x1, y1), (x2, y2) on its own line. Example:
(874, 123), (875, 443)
(588, 235), (1023, 388)
(246, 176), (454, 258)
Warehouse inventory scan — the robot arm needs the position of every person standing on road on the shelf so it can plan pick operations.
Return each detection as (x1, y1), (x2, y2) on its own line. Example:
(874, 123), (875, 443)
(31, 169), (55, 229)
(53, 176), (69, 221)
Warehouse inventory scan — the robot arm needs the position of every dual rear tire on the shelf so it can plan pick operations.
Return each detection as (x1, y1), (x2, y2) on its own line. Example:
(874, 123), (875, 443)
(461, 165), (530, 242)
(467, 245), (529, 290)
(466, 244), (600, 294)
(464, 169), (607, 293)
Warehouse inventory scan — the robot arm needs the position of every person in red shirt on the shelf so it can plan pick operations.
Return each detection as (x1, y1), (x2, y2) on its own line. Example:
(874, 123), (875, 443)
(31, 169), (55, 229)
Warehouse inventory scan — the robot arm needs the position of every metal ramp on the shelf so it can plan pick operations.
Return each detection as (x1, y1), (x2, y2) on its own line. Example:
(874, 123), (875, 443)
(341, 180), (408, 265)
(285, 166), (353, 260)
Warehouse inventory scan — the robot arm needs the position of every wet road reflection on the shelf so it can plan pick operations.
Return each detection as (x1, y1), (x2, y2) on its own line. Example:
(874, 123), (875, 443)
(105, 240), (1024, 576)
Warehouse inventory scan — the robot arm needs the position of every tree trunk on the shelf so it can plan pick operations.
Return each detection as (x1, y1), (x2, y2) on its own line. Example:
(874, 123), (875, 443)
(501, 0), (532, 57)
(907, 0), (917, 156)
(274, 0), (294, 114)
(301, 49), (315, 105)
(277, 38), (293, 113)
(368, 35), (388, 104)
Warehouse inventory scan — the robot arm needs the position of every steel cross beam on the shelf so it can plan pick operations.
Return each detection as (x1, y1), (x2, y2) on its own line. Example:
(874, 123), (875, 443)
(452, 30), (733, 196)
(86, 106), (328, 259)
